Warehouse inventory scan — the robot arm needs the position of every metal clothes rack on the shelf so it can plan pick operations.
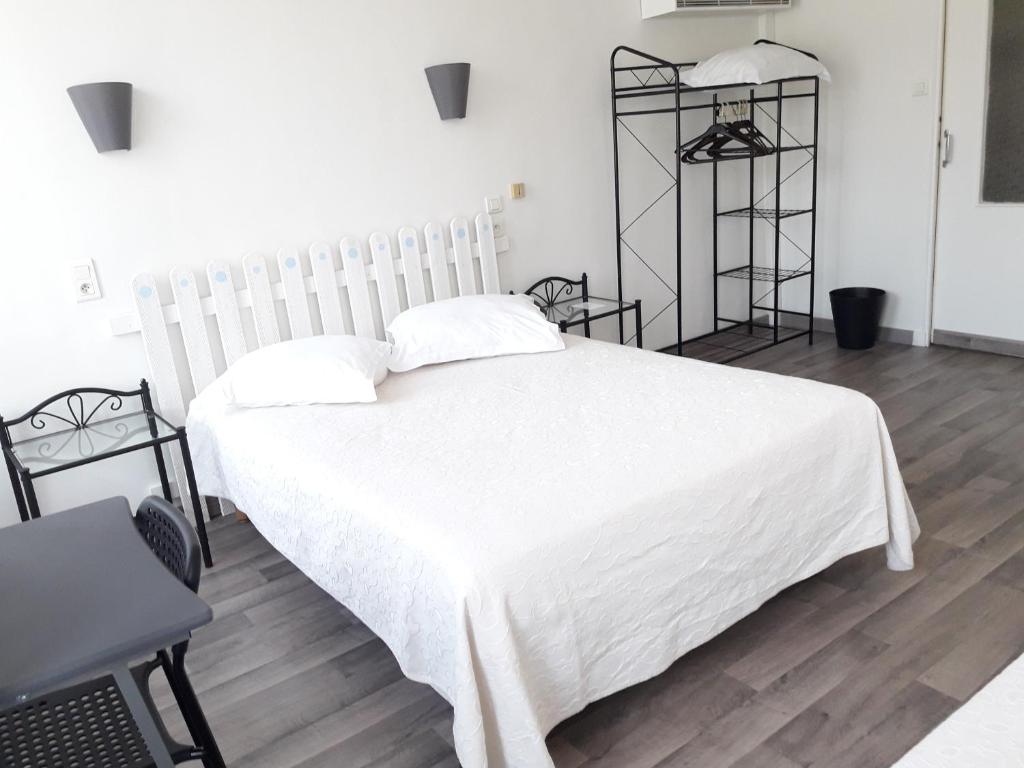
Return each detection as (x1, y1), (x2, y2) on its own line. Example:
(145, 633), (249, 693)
(610, 46), (820, 364)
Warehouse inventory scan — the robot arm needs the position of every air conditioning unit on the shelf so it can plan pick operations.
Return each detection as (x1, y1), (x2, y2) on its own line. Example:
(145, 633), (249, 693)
(642, 0), (791, 18)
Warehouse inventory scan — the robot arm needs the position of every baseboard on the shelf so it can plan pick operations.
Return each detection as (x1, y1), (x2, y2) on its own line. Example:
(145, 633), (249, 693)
(777, 312), (916, 346)
(145, 481), (224, 518)
(933, 328), (1024, 359)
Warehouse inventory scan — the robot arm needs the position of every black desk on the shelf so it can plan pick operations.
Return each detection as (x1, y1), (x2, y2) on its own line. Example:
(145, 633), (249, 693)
(0, 497), (213, 767)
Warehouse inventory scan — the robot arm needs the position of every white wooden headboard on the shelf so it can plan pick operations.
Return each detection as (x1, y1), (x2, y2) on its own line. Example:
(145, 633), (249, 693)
(109, 211), (507, 521)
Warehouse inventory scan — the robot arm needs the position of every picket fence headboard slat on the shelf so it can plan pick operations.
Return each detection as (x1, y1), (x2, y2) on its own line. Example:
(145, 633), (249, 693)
(398, 226), (427, 308)
(341, 236), (376, 339)
(206, 260), (248, 366)
(277, 248), (314, 340)
(169, 267), (217, 394)
(369, 232), (402, 329)
(130, 272), (208, 522)
(476, 214), (501, 295)
(450, 217), (477, 298)
(424, 222), (453, 302)
(166, 266), (224, 520)
(242, 253), (281, 348)
(308, 243), (346, 335)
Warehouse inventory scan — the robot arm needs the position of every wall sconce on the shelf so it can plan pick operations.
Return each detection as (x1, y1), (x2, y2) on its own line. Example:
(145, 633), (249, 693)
(67, 82), (133, 152)
(424, 63), (470, 120)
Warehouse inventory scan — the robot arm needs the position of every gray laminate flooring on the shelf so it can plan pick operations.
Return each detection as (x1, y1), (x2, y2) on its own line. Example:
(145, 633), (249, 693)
(159, 335), (1024, 767)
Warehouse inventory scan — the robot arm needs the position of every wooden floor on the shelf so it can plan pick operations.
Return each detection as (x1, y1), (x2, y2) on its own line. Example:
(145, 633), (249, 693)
(161, 335), (1024, 767)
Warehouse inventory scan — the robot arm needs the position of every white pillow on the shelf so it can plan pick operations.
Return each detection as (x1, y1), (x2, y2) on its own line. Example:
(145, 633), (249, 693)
(213, 335), (392, 407)
(682, 42), (831, 88)
(387, 294), (564, 372)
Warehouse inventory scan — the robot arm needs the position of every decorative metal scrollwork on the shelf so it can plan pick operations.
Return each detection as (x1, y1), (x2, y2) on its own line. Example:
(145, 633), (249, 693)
(31, 420), (138, 465)
(25, 392), (125, 432)
(523, 276), (581, 311)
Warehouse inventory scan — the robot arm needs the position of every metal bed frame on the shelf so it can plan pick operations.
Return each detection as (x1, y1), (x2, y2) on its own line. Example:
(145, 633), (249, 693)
(610, 45), (820, 364)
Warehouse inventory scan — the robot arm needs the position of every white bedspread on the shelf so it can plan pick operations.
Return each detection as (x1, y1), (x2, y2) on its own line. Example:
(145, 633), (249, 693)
(892, 652), (1024, 767)
(187, 336), (918, 768)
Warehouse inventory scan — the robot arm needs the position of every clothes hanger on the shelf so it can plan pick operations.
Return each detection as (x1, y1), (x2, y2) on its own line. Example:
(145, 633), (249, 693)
(676, 111), (734, 164)
(753, 39), (820, 61)
(678, 100), (774, 165)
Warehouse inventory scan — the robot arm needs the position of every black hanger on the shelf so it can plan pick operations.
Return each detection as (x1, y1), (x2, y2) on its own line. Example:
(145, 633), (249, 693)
(753, 39), (820, 62)
(678, 104), (775, 165)
(723, 119), (774, 154)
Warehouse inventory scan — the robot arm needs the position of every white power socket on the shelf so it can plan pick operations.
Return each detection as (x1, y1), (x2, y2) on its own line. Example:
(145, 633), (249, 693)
(72, 260), (101, 302)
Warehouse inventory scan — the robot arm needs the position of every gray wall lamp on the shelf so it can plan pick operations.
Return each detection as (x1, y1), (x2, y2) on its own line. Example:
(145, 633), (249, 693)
(425, 63), (470, 120)
(67, 82), (133, 152)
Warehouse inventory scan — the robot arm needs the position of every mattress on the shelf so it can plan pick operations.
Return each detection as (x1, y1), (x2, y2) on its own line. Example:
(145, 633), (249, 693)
(187, 335), (919, 768)
(893, 652), (1024, 767)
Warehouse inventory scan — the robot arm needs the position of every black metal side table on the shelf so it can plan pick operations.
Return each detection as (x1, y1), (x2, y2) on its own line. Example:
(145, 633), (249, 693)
(523, 273), (643, 348)
(1, 380), (213, 567)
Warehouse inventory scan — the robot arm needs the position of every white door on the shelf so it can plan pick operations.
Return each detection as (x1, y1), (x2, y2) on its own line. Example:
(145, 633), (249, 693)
(932, 0), (1024, 346)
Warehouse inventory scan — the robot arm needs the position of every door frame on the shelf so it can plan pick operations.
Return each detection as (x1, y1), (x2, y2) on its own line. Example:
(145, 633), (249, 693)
(923, 0), (949, 345)
(925, 0), (1024, 344)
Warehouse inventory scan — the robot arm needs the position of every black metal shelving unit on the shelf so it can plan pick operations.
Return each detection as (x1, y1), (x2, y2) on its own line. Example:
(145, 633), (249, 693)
(610, 46), (820, 364)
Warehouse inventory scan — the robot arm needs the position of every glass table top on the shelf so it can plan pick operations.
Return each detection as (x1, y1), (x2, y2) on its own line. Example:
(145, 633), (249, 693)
(7, 411), (177, 474)
(540, 296), (635, 325)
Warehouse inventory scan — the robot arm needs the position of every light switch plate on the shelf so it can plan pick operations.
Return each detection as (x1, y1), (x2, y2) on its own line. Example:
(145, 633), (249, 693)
(912, 81), (929, 97)
(485, 195), (503, 214)
(72, 259), (101, 302)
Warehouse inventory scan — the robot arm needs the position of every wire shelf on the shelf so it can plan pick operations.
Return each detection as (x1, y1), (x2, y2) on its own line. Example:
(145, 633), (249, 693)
(677, 325), (809, 364)
(718, 207), (812, 220)
(717, 265), (811, 283)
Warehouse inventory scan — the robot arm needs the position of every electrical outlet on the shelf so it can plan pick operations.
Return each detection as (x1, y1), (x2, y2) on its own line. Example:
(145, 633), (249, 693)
(485, 195), (503, 214)
(72, 260), (101, 302)
(912, 81), (929, 97)
(508, 182), (526, 199)
(493, 220), (507, 238)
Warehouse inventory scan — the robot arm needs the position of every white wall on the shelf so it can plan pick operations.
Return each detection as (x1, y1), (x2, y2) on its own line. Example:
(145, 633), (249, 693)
(773, 0), (945, 342)
(0, 1), (758, 526)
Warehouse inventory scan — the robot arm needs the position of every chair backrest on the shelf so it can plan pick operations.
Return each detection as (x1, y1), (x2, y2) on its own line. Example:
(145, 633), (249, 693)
(134, 496), (202, 593)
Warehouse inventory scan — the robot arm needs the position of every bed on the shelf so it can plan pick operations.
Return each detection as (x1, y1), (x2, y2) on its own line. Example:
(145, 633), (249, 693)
(118, 212), (918, 768)
(186, 334), (918, 768)
(892, 651), (1024, 767)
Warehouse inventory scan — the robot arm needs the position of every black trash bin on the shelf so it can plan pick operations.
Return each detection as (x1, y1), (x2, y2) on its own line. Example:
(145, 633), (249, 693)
(830, 287), (886, 350)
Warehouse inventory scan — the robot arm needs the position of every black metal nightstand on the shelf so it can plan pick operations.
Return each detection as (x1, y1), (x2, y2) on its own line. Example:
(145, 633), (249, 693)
(523, 273), (643, 348)
(1, 380), (213, 567)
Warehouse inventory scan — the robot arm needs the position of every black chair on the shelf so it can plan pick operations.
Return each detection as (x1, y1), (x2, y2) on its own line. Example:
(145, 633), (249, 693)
(0, 675), (157, 767)
(131, 496), (225, 768)
(0, 497), (225, 768)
